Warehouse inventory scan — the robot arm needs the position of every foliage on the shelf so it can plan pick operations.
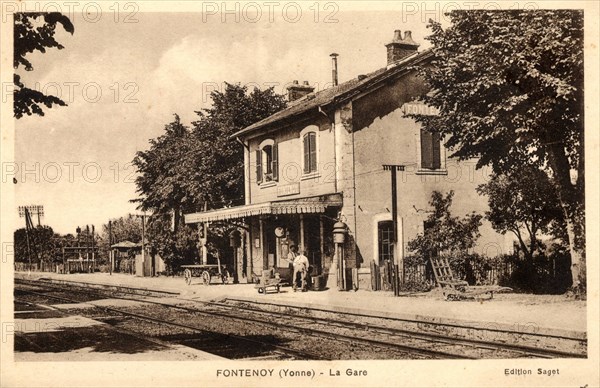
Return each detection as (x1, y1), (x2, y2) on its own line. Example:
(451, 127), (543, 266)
(98, 215), (143, 263)
(189, 83), (288, 207)
(14, 12), (74, 118)
(415, 10), (584, 289)
(404, 191), (482, 292)
(144, 215), (199, 274)
(132, 84), (286, 272)
(132, 115), (192, 223)
(407, 190), (482, 258)
(497, 251), (572, 294)
(477, 165), (565, 261)
(101, 215), (143, 245)
(14, 225), (62, 264)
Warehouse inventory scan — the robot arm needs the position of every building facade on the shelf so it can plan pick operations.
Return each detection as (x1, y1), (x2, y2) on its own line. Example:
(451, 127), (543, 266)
(185, 30), (512, 288)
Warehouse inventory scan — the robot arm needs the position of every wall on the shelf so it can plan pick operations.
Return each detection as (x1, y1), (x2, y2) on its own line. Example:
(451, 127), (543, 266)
(351, 75), (512, 268)
(247, 115), (337, 205)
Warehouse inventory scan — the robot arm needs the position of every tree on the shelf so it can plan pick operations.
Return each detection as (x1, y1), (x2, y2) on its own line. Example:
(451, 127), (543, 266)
(14, 12), (74, 118)
(102, 215), (143, 245)
(189, 83), (287, 207)
(414, 10), (584, 289)
(131, 84), (287, 271)
(406, 191), (483, 286)
(99, 215), (143, 262)
(477, 166), (565, 262)
(132, 114), (193, 228)
(14, 225), (60, 265)
(407, 191), (482, 258)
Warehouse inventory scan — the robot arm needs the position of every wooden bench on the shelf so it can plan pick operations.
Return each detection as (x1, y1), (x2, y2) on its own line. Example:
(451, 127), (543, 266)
(430, 257), (512, 300)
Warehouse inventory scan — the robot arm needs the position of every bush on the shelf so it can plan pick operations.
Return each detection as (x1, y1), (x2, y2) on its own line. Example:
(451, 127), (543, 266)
(497, 251), (571, 294)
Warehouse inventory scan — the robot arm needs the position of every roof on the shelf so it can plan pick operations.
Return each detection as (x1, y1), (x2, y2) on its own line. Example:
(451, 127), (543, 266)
(184, 193), (343, 223)
(111, 240), (141, 249)
(232, 49), (433, 139)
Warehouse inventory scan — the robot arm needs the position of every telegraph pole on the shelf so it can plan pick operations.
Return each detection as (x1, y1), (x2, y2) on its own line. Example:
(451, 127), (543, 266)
(141, 213), (147, 276)
(76, 226), (81, 272)
(383, 165), (405, 244)
(91, 225), (95, 271)
(85, 225), (90, 262)
(18, 205), (44, 272)
(131, 213), (149, 276)
(383, 164), (405, 294)
(108, 220), (113, 275)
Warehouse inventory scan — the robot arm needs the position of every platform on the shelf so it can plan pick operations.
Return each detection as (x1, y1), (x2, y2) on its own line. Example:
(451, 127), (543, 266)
(14, 271), (587, 337)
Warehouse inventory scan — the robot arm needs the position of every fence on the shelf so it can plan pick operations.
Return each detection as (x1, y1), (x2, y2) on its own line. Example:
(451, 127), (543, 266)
(14, 262), (65, 273)
(370, 256), (517, 292)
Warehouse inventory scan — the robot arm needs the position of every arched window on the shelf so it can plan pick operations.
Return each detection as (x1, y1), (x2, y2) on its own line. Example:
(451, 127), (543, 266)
(256, 139), (278, 184)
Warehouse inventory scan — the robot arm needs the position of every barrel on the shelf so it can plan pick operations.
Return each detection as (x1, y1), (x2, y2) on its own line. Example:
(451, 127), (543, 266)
(312, 275), (324, 291)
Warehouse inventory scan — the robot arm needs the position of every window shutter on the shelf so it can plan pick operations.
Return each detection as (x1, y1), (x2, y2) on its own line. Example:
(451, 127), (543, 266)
(309, 133), (317, 172)
(272, 143), (279, 181)
(303, 134), (310, 173)
(432, 132), (441, 170)
(256, 149), (262, 183)
(420, 129), (433, 169)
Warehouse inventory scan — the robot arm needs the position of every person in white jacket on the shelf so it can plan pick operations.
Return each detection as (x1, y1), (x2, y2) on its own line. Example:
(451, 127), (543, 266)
(289, 245), (309, 292)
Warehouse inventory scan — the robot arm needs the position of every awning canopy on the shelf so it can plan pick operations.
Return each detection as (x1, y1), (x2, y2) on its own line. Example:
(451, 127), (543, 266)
(184, 193), (343, 224)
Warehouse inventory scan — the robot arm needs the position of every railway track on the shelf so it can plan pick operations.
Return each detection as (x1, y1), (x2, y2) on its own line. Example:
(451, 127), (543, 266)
(14, 279), (587, 360)
(14, 285), (319, 360)
(219, 298), (587, 359)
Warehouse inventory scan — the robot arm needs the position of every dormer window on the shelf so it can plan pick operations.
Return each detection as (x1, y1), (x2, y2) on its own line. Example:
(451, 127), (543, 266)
(256, 139), (278, 184)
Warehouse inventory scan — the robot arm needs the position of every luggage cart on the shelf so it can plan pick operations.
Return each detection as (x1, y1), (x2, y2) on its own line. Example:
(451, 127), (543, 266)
(182, 259), (230, 286)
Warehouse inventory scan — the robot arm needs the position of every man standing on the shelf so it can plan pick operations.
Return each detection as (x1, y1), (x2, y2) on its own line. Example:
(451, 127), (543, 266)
(289, 245), (309, 292)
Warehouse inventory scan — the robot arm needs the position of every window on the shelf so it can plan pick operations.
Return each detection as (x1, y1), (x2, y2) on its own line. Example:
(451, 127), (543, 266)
(303, 131), (317, 174)
(256, 141), (278, 184)
(420, 129), (441, 170)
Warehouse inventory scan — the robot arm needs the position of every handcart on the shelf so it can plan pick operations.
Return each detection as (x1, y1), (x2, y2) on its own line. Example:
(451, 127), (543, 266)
(182, 261), (230, 286)
(430, 257), (512, 300)
(255, 269), (282, 294)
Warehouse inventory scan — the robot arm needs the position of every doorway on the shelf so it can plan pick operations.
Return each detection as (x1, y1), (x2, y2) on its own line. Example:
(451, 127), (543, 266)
(378, 220), (394, 264)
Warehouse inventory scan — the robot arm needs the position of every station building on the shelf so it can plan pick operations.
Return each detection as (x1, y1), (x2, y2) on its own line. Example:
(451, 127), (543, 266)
(185, 30), (512, 289)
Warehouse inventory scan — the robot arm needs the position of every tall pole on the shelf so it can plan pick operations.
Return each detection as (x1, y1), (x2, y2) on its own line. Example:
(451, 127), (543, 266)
(76, 226), (81, 273)
(86, 225), (90, 261)
(391, 168), (398, 244)
(202, 201), (208, 265)
(108, 220), (113, 275)
(24, 209), (32, 273)
(383, 165), (405, 264)
(141, 213), (146, 276)
(91, 225), (95, 271)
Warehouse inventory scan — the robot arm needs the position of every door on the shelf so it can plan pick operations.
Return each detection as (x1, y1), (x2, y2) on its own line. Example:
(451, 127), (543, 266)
(378, 221), (394, 264)
(304, 216), (322, 272)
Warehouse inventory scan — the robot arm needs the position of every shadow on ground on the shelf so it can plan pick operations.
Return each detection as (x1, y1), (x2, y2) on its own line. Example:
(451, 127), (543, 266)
(15, 326), (166, 354)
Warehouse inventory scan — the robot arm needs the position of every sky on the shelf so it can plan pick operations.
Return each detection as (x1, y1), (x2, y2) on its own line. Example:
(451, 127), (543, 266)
(11, 3), (438, 235)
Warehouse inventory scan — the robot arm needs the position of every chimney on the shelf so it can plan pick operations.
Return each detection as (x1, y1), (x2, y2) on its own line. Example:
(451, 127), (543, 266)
(330, 53), (339, 86)
(287, 80), (314, 102)
(385, 29), (419, 66)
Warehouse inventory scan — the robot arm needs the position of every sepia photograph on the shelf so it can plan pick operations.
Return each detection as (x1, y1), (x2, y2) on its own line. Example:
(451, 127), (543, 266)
(1, 1), (598, 387)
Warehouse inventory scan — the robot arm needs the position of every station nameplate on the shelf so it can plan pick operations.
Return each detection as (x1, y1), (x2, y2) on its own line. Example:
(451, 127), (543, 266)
(402, 102), (439, 116)
(277, 183), (300, 197)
